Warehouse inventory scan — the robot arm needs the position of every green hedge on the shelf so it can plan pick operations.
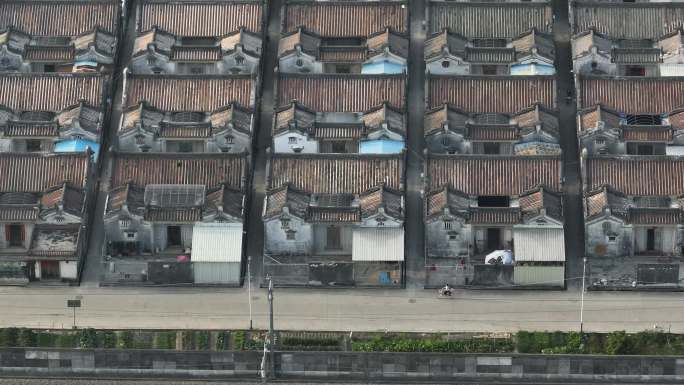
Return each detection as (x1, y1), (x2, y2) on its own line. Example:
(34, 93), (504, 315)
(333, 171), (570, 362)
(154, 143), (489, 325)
(516, 331), (684, 355)
(352, 336), (514, 353)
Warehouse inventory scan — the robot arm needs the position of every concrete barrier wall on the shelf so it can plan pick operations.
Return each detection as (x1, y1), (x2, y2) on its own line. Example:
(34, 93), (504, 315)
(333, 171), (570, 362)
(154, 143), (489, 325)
(0, 348), (683, 383)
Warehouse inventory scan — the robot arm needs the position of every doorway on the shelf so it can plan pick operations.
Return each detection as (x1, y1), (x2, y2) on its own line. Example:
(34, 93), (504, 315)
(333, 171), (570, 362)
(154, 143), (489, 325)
(41, 261), (60, 280)
(487, 228), (501, 251)
(646, 228), (656, 251)
(167, 226), (182, 247)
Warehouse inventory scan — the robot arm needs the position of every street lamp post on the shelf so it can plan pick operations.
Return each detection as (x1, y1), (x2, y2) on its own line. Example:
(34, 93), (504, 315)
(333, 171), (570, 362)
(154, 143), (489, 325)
(247, 256), (253, 330)
(267, 275), (275, 379)
(580, 257), (587, 333)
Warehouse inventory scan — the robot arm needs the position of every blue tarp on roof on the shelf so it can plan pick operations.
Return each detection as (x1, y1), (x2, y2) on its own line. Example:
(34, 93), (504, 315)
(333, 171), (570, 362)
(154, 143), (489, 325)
(359, 139), (404, 154)
(54, 139), (99, 160)
(362, 61), (406, 74)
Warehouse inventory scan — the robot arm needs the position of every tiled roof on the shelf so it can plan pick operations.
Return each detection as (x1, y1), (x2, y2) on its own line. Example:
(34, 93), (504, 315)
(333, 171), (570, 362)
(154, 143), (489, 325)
(359, 184), (403, 220)
(307, 207), (359, 223)
(470, 207), (520, 225)
(629, 208), (682, 225)
(621, 126), (672, 142)
(2, 123), (59, 138)
(0, 0), (120, 36)
(584, 185), (629, 220)
(429, 2), (552, 38)
(138, 0), (263, 35)
(467, 124), (518, 141)
(283, 1), (408, 37)
(571, 1), (684, 39)
(428, 155), (561, 196)
(361, 102), (405, 134)
(111, 153), (247, 190)
(205, 185), (244, 219)
(578, 105), (622, 132)
(268, 154), (404, 194)
(144, 208), (201, 223)
(519, 186), (563, 222)
(580, 76), (684, 114)
(0, 153), (90, 193)
(425, 186), (471, 220)
(427, 75), (555, 113)
(125, 74), (255, 111)
(277, 74), (406, 112)
(586, 157), (684, 196)
(0, 73), (106, 112)
(264, 184), (310, 219)
(424, 29), (468, 60)
(0, 205), (38, 221)
(273, 102), (316, 132)
(40, 183), (84, 215)
(106, 183), (145, 213)
(424, 104), (469, 136)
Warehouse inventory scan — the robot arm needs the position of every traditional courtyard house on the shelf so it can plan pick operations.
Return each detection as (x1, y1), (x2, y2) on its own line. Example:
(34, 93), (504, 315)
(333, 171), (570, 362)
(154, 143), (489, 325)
(118, 74), (256, 153)
(578, 77), (684, 155)
(582, 156), (684, 288)
(275, 74), (406, 154)
(103, 153), (248, 286)
(263, 153), (405, 287)
(425, 103), (560, 155)
(425, 155), (564, 288)
(425, 1), (554, 75)
(425, 76), (558, 155)
(0, 73), (108, 157)
(0, 152), (94, 284)
(278, 0), (408, 74)
(570, 1), (684, 77)
(0, 0), (120, 73)
(128, 0), (263, 75)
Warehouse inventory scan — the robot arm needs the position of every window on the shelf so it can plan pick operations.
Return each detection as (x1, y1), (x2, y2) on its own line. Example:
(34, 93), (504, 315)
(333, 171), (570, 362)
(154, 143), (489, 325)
(326, 226), (342, 250)
(281, 218), (290, 229)
(625, 114), (662, 125)
(286, 230), (296, 240)
(481, 65), (498, 75)
(6, 224), (24, 247)
(444, 221), (452, 230)
(235, 55), (244, 65)
(625, 66), (645, 77)
(296, 59), (304, 67)
(608, 235), (617, 243)
(448, 231), (458, 241)
(478, 196), (510, 207)
(647, 228), (656, 251)
(125, 232), (137, 240)
(331, 141), (347, 153)
(43, 64), (56, 73)
(335, 64), (351, 74)
(288, 136), (297, 144)
(189, 65), (205, 75)
(225, 135), (234, 144)
(177, 142), (194, 153)
(441, 60), (450, 69)
(119, 219), (130, 229)
(25, 140), (42, 152)
(483, 142), (500, 154)
(376, 216), (386, 226)
(591, 61), (598, 69)
(595, 138), (606, 146)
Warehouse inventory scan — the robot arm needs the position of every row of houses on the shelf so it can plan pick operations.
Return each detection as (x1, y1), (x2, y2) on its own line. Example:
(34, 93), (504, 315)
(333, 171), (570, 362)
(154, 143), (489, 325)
(3, 0), (684, 290)
(569, 1), (684, 289)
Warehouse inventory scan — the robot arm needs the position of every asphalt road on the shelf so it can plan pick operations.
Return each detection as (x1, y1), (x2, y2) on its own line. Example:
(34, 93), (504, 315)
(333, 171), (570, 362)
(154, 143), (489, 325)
(0, 285), (683, 333)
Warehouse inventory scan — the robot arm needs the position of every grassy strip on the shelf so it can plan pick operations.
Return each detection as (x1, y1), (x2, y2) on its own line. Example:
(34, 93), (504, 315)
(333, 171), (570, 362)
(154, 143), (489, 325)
(1, 328), (684, 355)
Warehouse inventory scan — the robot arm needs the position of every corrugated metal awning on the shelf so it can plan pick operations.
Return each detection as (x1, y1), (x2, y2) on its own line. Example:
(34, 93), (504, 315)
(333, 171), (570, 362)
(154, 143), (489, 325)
(352, 228), (404, 262)
(513, 227), (565, 262)
(191, 223), (243, 262)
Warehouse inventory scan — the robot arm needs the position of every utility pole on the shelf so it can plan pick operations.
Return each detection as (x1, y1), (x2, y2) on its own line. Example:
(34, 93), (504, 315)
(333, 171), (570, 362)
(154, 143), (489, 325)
(248, 256), (253, 330)
(580, 257), (587, 333)
(267, 275), (276, 379)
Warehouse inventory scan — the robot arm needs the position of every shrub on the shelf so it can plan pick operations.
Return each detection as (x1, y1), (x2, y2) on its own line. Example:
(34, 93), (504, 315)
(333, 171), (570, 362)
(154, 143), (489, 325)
(79, 329), (97, 348)
(605, 331), (634, 355)
(153, 331), (176, 350)
(18, 329), (37, 347)
(56, 333), (77, 348)
(117, 331), (134, 349)
(0, 328), (19, 347)
(216, 331), (229, 351)
(100, 331), (116, 348)
(233, 331), (246, 350)
(36, 331), (57, 348)
(197, 331), (210, 350)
